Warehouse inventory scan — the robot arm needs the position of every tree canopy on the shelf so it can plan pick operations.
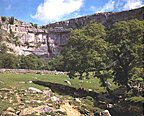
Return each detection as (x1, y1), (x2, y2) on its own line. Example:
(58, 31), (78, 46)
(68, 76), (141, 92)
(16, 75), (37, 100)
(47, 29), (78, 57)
(61, 20), (144, 91)
(62, 22), (110, 83)
(107, 20), (144, 87)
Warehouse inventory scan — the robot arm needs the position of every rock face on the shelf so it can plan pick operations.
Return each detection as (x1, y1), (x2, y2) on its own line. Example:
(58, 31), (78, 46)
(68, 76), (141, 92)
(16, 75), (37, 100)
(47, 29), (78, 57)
(0, 7), (143, 58)
(45, 7), (143, 29)
(0, 17), (71, 58)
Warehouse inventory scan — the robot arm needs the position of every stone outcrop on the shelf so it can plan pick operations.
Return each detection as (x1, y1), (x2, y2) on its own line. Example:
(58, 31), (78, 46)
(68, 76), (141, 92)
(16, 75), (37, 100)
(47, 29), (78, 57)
(0, 7), (143, 58)
(0, 17), (71, 58)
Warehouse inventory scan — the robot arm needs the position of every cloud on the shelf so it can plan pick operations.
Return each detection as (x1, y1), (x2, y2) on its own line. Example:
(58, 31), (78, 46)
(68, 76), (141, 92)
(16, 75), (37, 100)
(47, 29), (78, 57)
(90, 0), (143, 14)
(5, 4), (11, 10)
(97, 0), (115, 13)
(32, 0), (84, 23)
(122, 0), (144, 10)
(2, 0), (12, 10)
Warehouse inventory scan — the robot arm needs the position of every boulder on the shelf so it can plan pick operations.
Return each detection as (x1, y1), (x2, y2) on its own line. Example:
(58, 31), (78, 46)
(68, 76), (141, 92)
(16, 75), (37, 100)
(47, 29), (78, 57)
(43, 89), (52, 97)
(64, 80), (71, 85)
(0, 69), (6, 73)
(74, 98), (81, 103)
(2, 111), (17, 116)
(0, 88), (12, 92)
(100, 110), (111, 116)
(31, 100), (43, 104)
(7, 107), (15, 112)
(88, 89), (92, 91)
(51, 96), (59, 102)
(28, 87), (42, 93)
(19, 105), (53, 116)
(28, 81), (32, 83)
(107, 104), (113, 109)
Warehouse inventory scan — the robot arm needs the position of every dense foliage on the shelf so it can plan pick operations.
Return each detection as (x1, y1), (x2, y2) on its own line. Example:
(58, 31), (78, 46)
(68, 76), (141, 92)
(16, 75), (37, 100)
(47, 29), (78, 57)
(61, 20), (144, 91)
(107, 20), (144, 87)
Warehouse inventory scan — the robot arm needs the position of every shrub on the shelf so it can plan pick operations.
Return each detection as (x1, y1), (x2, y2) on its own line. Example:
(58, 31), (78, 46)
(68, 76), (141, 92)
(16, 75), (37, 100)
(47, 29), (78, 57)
(33, 24), (38, 28)
(127, 96), (144, 103)
(9, 17), (14, 25)
(0, 53), (19, 69)
(48, 56), (64, 71)
(18, 55), (45, 70)
(1, 16), (7, 22)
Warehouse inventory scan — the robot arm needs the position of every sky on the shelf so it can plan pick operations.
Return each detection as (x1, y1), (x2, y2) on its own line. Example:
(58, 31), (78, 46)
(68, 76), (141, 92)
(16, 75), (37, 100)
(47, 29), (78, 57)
(0, 0), (143, 25)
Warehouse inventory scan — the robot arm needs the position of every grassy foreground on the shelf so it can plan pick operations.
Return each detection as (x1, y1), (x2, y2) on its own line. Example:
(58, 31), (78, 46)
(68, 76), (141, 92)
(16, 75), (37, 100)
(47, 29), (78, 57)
(0, 72), (118, 115)
(0, 72), (117, 93)
(0, 72), (143, 116)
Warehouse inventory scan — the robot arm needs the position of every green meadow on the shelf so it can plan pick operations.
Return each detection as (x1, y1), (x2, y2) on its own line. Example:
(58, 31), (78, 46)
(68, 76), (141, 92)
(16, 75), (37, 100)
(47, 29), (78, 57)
(0, 72), (117, 93)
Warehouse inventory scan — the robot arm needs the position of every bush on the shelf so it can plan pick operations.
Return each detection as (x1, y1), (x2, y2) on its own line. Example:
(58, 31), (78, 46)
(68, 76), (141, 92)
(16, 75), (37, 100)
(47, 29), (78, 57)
(9, 17), (14, 25)
(48, 56), (64, 71)
(127, 96), (144, 103)
(30, 22), (38, 28)
(130, 68), (144, 81)
(18, 55), (46, 70)
(0, 23), (2, 29)
(0, 53), (18, 68)
(33, 24), (38, 28)
(1, 16), (6, 22)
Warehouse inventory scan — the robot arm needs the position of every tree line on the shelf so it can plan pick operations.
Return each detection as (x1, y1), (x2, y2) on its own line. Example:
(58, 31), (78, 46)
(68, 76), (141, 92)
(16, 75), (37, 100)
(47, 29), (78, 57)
(0, 43), (59, 70)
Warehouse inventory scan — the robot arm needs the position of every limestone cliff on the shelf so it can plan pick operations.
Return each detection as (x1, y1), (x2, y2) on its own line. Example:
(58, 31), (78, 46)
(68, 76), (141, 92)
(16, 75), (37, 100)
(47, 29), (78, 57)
(45, 7), (143, 29)
(0, 7), (143, 58)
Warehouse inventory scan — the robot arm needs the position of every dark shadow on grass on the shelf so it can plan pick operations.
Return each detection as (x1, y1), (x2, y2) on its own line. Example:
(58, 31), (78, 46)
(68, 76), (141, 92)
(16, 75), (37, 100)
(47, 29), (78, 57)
(32, 80), (99, 98)
(32, 80), (142, 116)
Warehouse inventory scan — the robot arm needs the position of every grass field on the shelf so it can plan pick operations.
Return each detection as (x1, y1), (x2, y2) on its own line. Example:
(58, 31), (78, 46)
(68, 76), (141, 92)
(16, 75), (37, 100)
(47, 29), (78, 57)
(0, 72), (143, 116)
(0, 72), (118, 115)
(0, 72), (117, 93)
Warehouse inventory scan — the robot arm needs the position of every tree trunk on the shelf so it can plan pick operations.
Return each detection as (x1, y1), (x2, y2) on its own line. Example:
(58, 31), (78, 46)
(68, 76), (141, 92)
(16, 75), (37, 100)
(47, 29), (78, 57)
(124, 68), (131, 92)
(101, 77), (112, 95)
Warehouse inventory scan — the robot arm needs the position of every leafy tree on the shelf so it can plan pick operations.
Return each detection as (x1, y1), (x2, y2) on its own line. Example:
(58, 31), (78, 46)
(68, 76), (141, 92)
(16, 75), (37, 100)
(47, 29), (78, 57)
(30, 22), (38, 28)
(33, 24), (38, 28)
(9, 17), (14, 25)
(62, 22), (110, 79)
(0, 53), (18, 68)
(0, 43), (8, 54)
(1, 16), (6, 22)
(62, 29), (90, 78)
(0, 23), (2, 29)
(48, 56), (64, 71)
(19, 55), (46, 70)
(107, 20), (144, 89)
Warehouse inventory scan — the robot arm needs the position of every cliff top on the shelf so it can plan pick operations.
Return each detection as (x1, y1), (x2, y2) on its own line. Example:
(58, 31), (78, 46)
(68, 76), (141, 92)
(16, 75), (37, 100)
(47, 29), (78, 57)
(0, 7), (143, 30)
(45, 6), (143, 29)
